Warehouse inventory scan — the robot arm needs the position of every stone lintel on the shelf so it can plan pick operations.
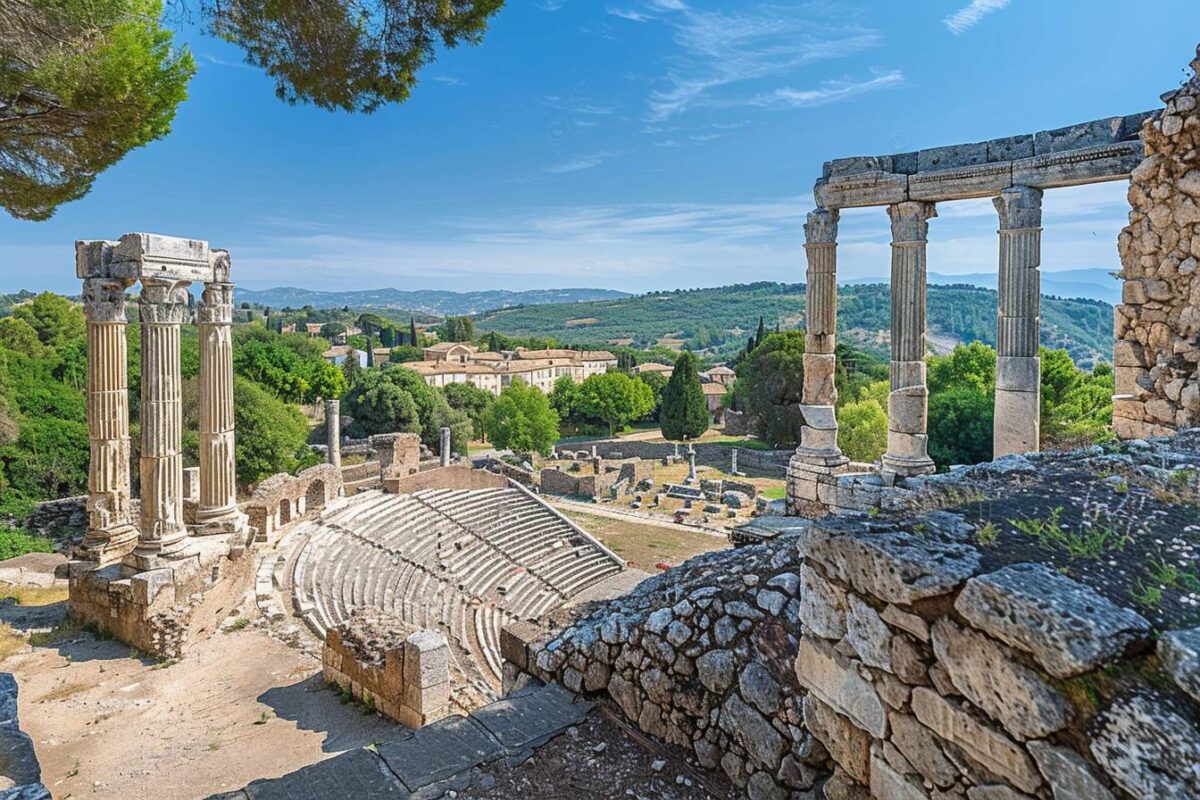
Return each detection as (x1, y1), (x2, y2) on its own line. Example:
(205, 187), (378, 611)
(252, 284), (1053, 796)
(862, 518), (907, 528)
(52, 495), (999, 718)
(1011, 141), (1144, 189)
(113, 233), (214, 284)
(815, 172), (908, 209)
(908, 162), (1013, 202)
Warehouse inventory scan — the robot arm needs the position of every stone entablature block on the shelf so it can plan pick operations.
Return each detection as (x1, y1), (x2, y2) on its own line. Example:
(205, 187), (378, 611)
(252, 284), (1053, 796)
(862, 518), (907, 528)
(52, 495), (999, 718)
(815, 113), (1154, 208)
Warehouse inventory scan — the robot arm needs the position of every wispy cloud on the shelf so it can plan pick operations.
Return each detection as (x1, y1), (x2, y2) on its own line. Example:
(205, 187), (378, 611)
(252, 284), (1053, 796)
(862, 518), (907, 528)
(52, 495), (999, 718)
(943, 0), (1010, 34)
(431, 76), (464, 86)
(199, 53), (255, 71)
(630, 1), (891, 122)
(544, 152), (617, 174)
(606, 6), (653, 22)
(736, 70), (904, 110)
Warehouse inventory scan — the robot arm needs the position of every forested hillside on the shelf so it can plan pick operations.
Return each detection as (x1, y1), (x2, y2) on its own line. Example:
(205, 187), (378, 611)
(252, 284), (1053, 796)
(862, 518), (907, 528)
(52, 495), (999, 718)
(474, 282), (1113, 367)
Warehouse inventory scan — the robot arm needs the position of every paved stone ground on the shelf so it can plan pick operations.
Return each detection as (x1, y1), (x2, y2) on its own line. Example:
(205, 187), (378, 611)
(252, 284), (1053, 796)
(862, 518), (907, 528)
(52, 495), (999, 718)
(209, 683), (733, 800)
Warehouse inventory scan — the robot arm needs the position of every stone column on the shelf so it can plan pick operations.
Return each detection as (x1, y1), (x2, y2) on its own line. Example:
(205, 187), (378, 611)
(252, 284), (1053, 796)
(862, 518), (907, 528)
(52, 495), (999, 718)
(326, 399), (342, 468)
(882, 201), (937, 477)
(128, 277), (192, 570)
(993, 186), (1043, 457)
(796, 208), (848, 466)
(80, 276), (138, 564)
(195, 262), (247, 535)
(439, 427), (451, 467)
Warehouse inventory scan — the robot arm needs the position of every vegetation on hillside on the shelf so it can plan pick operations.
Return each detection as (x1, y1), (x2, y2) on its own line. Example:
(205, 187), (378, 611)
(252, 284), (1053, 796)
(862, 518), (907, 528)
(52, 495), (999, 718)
(472, 282), (1112, 368)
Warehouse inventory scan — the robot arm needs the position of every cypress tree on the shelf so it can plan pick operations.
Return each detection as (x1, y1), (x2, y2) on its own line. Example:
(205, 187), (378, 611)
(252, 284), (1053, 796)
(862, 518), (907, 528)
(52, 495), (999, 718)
(755, 316), (765, 348)
(660, 352), (708, 441)
(409, 317), (419, 347)
(366, 334), (375, 368)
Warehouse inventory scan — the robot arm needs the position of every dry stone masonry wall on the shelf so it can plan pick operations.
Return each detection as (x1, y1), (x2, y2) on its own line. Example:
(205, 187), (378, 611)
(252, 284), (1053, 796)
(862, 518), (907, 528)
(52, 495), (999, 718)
(508, 434), (1200, 800)
(1115, 46), (1200, 438)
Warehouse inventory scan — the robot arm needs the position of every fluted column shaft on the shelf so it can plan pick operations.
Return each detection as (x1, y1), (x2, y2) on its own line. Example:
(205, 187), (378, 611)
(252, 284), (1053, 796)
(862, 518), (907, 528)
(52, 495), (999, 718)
(993, 186), (1043, 457)
(883, 201), (937, 476)
(129, 278), (191, 567)
(795, 208), (847, 465)
(81, 278), (138, 563)
(196, 278), (242, 530)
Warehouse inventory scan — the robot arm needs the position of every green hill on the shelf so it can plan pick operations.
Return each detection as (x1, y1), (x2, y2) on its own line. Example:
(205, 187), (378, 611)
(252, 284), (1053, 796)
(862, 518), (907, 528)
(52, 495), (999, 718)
(473, 282), (1113, 368)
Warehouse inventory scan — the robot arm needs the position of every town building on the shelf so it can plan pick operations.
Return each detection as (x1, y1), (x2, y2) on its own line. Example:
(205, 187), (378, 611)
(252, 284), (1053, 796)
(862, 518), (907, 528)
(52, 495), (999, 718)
(407, 343), (617, 395)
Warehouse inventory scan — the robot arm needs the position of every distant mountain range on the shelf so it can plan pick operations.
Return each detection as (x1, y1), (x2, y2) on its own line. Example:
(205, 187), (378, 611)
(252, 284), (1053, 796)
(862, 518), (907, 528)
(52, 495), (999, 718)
(234, 287), (632, 316)
(846, 268), (1120, 305)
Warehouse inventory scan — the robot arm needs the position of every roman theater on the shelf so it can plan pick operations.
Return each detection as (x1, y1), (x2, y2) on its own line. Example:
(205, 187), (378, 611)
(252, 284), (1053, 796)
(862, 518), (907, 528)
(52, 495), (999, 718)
(0, 39), (1198, 800)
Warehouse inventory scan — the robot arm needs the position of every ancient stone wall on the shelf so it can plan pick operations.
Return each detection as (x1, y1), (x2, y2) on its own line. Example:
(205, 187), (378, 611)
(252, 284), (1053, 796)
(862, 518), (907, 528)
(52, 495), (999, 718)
(561, 440), (792, 475)
(382, 464), (508, 494)
(508, 440), (1200, 799)
(322, 610), (451, 728)
(245, 463), (342, 541)
(1115, 46), (1200, 437)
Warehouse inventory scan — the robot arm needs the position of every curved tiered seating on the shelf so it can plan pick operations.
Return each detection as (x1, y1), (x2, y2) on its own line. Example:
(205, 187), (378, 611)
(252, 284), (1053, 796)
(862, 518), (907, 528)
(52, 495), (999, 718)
(288, 486), (626, 689)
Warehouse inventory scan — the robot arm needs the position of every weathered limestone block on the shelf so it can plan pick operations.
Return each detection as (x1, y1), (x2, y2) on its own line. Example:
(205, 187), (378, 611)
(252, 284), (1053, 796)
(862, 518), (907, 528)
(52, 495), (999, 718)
(889, 712), (958, 789)
(930, 618), (1068, 740)
(954, 564), (1150, 678)
(1026, 741), (1115, 800)
(794, 637), (888, 738)
(910, 688), (1042, 794)
(846, 593), (893, 671)
(1159, 626), (1200, 704)
(803, 695), (871, 785)
(1090, 691), (1200, 799)
(801, 522), (980, 606)
(798, 562), (847, 640)
(695, 649), (735, 694)
(869, 749), (929, 800)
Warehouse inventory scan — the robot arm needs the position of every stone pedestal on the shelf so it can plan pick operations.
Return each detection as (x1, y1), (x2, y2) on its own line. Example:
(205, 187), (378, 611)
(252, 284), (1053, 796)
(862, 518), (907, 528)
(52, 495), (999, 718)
(194, 264), (248, 536)
(127, 278), (193, 571)
(796, 208), (849, 467)
(79, 275), (138, 564)
(882, 201), (937, 477)
(993, 187), (1043, 457)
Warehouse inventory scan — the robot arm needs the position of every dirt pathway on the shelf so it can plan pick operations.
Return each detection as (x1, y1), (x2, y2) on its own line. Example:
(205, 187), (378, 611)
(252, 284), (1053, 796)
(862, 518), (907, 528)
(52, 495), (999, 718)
(6, 623), (392, 800)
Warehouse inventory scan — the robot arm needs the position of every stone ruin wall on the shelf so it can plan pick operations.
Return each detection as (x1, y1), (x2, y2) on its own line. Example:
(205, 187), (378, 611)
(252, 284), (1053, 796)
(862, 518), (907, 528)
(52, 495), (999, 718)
(505, 449), (1200, 800)
(1115, 46), (1200, 438)
(322, 610), (452, 728)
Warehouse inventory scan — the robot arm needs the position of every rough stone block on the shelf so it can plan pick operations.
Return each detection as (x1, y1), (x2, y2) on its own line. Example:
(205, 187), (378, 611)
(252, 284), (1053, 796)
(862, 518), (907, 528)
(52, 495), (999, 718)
(954, 564), (1151, 678)
(887, 390), (927, 435)
(869, 749), (928, 800)
(798, 563), (848, 639)
(1090, 691), (1200, 800)
(993, 389), (1040, 457)
(1158, 627), (1200, 703)
(995, 356), (1040, 392)
(803, 695), (871, 785)
(845, 594), (893, 672)
(910, 688), (1042, 794)
(1026, 741), (1115, 800)
(889, 712), (957, 788)
(930, 618), (1068, 740)
(794, 637), (887, 738)
(404, 630), (450, 689)
(918, 142), (989, 172)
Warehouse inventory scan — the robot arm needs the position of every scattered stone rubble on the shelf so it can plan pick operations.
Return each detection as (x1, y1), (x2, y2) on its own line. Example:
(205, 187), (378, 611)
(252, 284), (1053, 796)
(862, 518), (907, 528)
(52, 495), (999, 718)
(506, 433), (1200, 800)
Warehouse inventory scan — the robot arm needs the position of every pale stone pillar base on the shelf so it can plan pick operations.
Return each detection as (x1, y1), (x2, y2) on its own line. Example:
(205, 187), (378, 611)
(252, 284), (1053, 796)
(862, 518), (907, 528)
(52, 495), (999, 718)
(994, 355), (1041, 456)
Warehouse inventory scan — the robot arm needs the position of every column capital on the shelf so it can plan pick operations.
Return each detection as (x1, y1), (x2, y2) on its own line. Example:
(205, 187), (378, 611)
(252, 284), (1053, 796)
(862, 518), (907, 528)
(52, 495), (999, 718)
(994, 185), (1044, 230)
(804, 208), (840, 244)
(887, 201), (937, 243)
(82, 277), (134, 323)
(139, 278), (191, 325)
(197, 282), (234, 325)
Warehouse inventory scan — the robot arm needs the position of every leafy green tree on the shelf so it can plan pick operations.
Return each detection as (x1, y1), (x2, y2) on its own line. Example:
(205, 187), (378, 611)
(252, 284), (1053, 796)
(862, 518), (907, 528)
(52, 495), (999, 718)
(319, 322), (346, 340)
(1, 0), (195, 220)
(0, 525), (54, 560)
(576, 371), (654, 438)
(635, 371), (668, 421)
(443, 382), (494, 441)
(0, 317), (43, 355)
(483, 379), (560, 456)
(928, 385), (994, 468)
(438, 316), (475, 342)
(927, 342), (996, 394)
(548, 375), (579, 423)
(341, 352), (362, 387)
(233, 377), (320, 484)
(734, 332), (805, 447)
(234, 325), (345, 403)
(388, 345), (423, 363)
(10, 292), (85, 348)
(342, 367), (470, 452)
(660, 351), (709, 441)
(208, 0), (502, 113)
(837, 397), (888, 463)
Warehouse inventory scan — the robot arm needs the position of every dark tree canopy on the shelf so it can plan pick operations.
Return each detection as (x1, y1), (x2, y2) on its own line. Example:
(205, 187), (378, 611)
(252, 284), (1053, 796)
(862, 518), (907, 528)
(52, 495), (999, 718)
(660, 351), (708, 441)
(206, 0), (502, 113)
(0, 0), (195, 220)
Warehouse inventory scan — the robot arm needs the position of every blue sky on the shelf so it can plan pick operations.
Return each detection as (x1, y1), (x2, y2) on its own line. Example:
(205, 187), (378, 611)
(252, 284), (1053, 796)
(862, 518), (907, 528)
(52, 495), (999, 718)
(1, 0), (1197, 294)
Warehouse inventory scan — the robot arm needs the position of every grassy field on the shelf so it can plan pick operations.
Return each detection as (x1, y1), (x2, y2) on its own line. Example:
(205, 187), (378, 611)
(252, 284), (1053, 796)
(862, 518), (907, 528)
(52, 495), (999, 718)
(560, 510), (727, 571)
